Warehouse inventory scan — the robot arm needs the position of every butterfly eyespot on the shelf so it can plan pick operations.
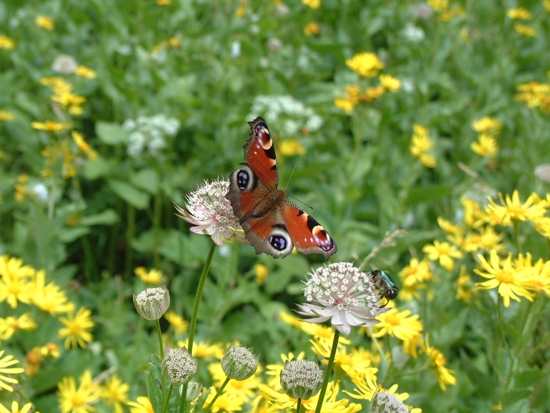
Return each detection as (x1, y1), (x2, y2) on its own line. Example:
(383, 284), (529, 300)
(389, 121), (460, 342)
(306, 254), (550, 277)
(269, 235), (287, 251)
(237, 169), (250, 191)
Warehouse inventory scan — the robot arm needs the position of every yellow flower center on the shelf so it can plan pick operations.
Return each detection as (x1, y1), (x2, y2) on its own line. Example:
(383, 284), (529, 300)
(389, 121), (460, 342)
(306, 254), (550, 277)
(495, 270), (514, 284)
(71, 394), (85, 407)
(385, 313), (401, 326)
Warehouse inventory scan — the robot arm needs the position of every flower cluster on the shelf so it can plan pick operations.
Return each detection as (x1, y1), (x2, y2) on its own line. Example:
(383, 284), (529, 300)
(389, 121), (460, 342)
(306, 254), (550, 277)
(470, 116), (502, 158)
(122, 114), (180, 157)
(410, 124), (436, 167)
(515, 82), (550, 113)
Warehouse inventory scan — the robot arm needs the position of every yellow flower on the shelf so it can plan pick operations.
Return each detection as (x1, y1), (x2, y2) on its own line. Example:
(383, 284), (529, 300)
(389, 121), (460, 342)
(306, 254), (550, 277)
(41, 342), (61, 358)
(187, 340), (225, 360)
(410, 124), (437, 167)
(485, 190), (546, 226)
(461, 226), (505, 253)
(302, 0), (321, 9)
(514, 23), (537, 37)
(127, 396), (154, 413)
(423, 240), (462, 270)
(0, 312), (37, 340)
(0, 109), (15, 121)
(427, 0), (449, 12)
(334, 97), (355, 113)
(0, 35), (16, 50)
(134, 266), (165, 284)
(471, 134), (498, 158)
(58, 370), (100, 413)
(422, 336), (456, 391)
(236, 1), (246, 18)
(0, 401), (36, 413)
(279, 139), (306, 156)
(527, 260), (550, 296)
(507, 8), (532, 20)
(475, 250), (534, 307)
(168, 36), (181, 47)
(74, 65), (97, 79)
(25, 347), (43, 376)
(164, 311), (188, 333)
(100, 374), (130, 413)
(545, 0), (550, 12)
(0, 255), (35, 308)
(254, 263), (269, 285)
(31, 120), (70, 132)
(372, 305), (423, 341)
(437, 217), (462, 235)
(346, 52), (384, 78)
(398, 258), (432, 300)
(72, 131), (98, 160)
(36, 16), (55, 30)
(379, 74), (401, 92)
(472, 117), (502, 136)
(31, 269), (75, 315)
(157, 0), (171, 4)
(365, 86), (385, 101)
(208, 362), (262, 401)
(59, 307), (95, 349)
(0, 349), (25, 392)
(304, 22), (321, 36)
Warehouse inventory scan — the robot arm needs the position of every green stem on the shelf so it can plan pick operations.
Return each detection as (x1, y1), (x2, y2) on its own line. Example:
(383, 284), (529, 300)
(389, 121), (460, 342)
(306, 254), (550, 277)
(187, 241), (217, 355)
(296, 398), (303, 413)
(162, 384), (174, 413)
(203, 377), (230, 413)
(315, 329), (340, 413)
(153, 192), (162, 268)
(125, 204), (136, 278)
(179, 241), (217, 413)
(156, 319), (166, 397)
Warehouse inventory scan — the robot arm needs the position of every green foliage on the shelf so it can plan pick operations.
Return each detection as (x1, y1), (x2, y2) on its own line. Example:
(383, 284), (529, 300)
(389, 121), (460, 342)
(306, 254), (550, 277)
(1, 0), (550, 412)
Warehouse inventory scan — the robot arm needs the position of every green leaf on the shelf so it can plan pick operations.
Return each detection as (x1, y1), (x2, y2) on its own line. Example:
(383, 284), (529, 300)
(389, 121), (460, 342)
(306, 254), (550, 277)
(404, 185), (453, 206)
(80, 209), (119, 226)
(145, 355), (164, 413)
(130, 169), (160, 194)
(82, 156), (117, 180)
(108, 179), (150, 210)
(58, 227), (91, 243)
(96, 121), (126, 145)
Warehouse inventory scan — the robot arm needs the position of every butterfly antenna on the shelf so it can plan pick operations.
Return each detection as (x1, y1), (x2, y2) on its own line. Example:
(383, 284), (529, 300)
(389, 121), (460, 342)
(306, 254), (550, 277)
(285, 166), (314, 210)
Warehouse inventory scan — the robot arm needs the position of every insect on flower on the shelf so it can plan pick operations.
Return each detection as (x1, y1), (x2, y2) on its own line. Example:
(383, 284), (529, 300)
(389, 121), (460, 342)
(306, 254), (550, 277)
(369, 270), (399, 307)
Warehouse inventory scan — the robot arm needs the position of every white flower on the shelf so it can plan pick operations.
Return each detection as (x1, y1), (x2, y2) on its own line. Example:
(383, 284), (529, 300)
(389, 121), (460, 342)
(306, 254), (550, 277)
(51, 54), (78, 74)
(174, 180), (246, 246)
(296, 262), (388, 335)
(231, 40), (241, 58)
(400, 23), (425, 42)
(123, 114), (180, 158)
(133, 286), (170, 320)
(162, 344), (197, 385)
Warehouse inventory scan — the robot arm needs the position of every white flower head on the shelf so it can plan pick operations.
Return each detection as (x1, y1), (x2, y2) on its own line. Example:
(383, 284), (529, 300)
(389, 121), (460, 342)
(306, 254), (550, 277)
(133, 286), (170, 320)
(370, 389), (411, 413)
(162, 344), (197, 385)
(175, 179), (246, 246)
(296, 262), (389, 335)
(51, 54), (78, 74)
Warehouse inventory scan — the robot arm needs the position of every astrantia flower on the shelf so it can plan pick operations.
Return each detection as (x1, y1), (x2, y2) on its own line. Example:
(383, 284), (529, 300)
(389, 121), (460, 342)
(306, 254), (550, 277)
(133, 286), (170, 320)
(162, 344), (197, 385)
(296, 262), (388, 335)
(175, 180), (245, 246)
(280, 359), (323, 400)
(221, 344), (259, 380)
(370, 390), (414, 413)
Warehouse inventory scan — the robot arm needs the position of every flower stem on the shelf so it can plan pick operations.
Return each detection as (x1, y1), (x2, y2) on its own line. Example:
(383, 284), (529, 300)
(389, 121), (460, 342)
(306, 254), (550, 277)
(187, 241), (217, 354)
(315, 329), (340, 413)
(179, 241), (216, 413)
(204, 377), (230, 413)
(296, 398), (303, 413)
(156, 319), (166, 397)
(162, 384), (174, 413)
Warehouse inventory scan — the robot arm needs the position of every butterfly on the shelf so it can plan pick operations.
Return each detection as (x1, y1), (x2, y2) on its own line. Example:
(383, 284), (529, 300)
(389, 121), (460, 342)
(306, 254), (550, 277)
(225, 117), (337, 259)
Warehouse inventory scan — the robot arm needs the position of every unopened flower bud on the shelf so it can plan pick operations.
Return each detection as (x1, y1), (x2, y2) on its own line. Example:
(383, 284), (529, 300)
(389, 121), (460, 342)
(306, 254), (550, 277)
(162, 344), (197, 386)
(280, 359), (323, 400)
(221, 344), (259, 380)
(185, 381), (203, 401)
(133, 286), (170, 320)
(370, 390), (410, 413)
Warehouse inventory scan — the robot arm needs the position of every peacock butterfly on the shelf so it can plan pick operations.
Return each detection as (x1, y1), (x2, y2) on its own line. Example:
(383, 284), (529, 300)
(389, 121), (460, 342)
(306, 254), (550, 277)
(225, 117), (337, 259)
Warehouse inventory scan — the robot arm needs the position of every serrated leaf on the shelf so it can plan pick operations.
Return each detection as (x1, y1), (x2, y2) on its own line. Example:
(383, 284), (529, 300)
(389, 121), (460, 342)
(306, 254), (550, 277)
(145, 355), (164, 413)
(108, 179), (150, 210)
(96, 121), (126, 145)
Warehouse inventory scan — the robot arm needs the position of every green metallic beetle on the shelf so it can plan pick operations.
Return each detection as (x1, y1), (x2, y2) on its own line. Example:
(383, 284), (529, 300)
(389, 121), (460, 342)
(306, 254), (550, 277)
(370, 269), (399, 306)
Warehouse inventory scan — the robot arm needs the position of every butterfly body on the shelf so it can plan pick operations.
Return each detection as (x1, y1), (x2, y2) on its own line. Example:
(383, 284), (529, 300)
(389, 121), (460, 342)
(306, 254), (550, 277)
(226, 117), (337, 259)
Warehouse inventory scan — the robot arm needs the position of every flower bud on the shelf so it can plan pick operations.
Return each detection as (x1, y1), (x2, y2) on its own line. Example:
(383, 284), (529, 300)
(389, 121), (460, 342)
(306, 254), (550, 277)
(133, 286), (170, 320)
(162, 344), (197, 386)
(221, 344), (259, 380)
(280, 359), (323, 400)
(370, 390), (410, 413)
(185, 381), (203, 401)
